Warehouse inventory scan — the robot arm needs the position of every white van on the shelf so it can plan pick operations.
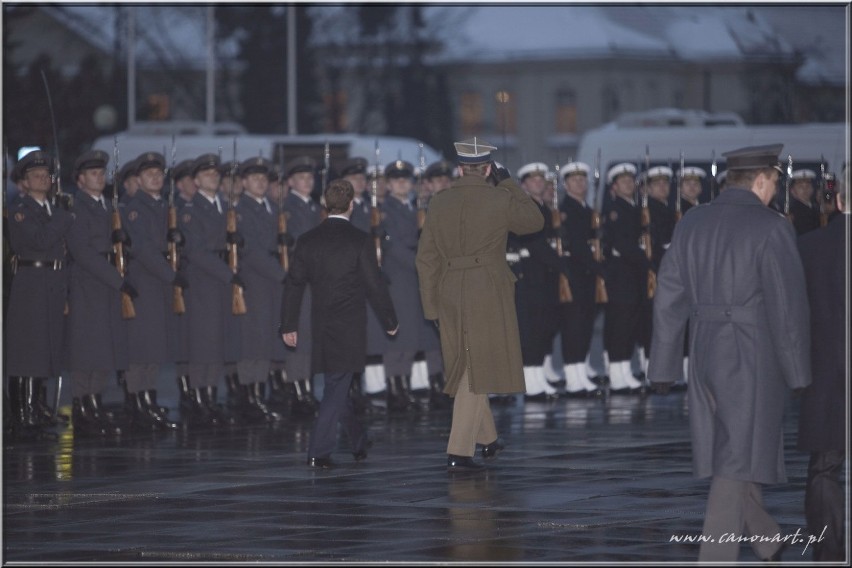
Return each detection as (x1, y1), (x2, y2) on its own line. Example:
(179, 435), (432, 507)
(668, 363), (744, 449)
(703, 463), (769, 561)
(90, 130), (442, 175)
(575, 117), (847, 206)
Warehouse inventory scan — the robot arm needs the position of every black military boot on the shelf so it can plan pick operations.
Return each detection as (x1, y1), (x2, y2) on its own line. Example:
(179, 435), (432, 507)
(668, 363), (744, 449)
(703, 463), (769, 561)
(9, 377), (38, 431)
(225, 374), (249, 413)
(247, 382), (283, 422)
(349, 372), (381, 416)
(82, 393), (123, 436)
(385, 375), (412, 414)
(31, 377), (62, 427)
(267, 371), (296, 415)
(201, 386), (237, 426)
(428, 373), (451, 410)
(293, 379), (319, 418)
(142, 390), (179, 430)
(126, 391), (159, 431)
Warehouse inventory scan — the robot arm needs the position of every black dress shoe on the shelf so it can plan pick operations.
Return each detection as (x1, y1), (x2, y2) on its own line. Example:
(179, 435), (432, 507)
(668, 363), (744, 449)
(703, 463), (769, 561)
(352, 439), (373, 462)
(447, 454), (484, 472)
(481, 439), (504, 460)
(307, 456), (334, 469)
(523, 392), (559, 402)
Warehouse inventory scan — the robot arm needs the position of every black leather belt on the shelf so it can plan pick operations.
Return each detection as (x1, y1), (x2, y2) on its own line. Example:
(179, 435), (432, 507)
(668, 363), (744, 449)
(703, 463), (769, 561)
(14, 258), (64, 270)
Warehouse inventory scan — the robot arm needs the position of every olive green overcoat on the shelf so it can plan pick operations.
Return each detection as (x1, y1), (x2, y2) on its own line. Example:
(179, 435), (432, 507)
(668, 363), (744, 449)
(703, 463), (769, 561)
(415, 175), (543, 395)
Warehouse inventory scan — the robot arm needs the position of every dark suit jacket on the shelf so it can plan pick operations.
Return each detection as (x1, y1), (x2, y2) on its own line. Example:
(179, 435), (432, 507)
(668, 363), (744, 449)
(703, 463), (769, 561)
(797, 212), (847, 452)
(281, 217), (397, 374)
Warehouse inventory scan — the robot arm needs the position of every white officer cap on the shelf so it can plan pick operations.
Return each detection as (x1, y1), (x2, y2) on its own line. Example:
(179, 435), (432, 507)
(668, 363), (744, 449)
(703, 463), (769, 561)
(791, 169), (816, 180)
(517, 162), (550, 181)
(606, 162), (637, 185)
(678, 166), (707, 179)
(560, 161), (590, 179)
(454, 137), (497, 164)
(647, 165), (674, 180)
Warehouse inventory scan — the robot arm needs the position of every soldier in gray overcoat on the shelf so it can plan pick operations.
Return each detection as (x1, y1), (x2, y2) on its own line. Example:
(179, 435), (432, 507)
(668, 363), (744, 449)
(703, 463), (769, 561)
(648, 144), (811, 562)
(231, 156), (285, 422)
(5, 151), (73, 437)
(416, 138), (543, 472)
(121, 152), (180, 430)
(65, 149), (131, 436)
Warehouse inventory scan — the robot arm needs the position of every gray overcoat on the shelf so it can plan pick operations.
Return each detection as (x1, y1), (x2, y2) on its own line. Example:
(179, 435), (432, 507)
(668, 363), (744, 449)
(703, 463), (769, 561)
(416, 175), (543, 396)
(648, 187), (811, 484)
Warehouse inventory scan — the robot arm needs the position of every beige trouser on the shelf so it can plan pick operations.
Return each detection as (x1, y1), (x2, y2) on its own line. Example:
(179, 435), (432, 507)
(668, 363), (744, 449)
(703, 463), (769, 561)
(446, 370), (497, 457)
(698, 476), (783, 561)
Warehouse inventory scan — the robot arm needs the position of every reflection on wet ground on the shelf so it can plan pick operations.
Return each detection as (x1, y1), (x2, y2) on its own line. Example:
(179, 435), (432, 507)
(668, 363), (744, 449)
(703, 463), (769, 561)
(2, 383), (826, 563)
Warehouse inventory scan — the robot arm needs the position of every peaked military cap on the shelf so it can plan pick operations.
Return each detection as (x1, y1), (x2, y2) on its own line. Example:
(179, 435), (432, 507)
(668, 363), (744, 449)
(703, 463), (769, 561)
(517, 162), (550, 181)
(171, 159), (195, 181)
(13, 150), (53, 182)
(73, 149), (109, 177)
(646, 165), (673, 180)
(678, 166), (706, 179)
(340, 157), (369, 177)
(194, 153), (222, 176)
(560, 161), (590, 179)
(239, 156), (272, 177)
(791, 169), (817, 180)
(385, 160), (414, 179)
(722, 144), (784, 173)
(118, 158), (139, 184)
(285, 156), (317, 177)
(454, 137), (497, 165)
(424, 160), (455, 179)
(134, 152), (166, 174)
(606, 162), (637, 185)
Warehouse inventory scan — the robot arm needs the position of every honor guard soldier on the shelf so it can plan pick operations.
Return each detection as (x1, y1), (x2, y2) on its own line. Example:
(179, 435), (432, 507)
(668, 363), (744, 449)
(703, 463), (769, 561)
(557, 161), (605, 397)
(380, 159), (444, 412)
(176, 153), (238, 426)
(601, 162), (647, 394)
(789, 169), (821, 235)
(341, 157), (371, 233)
(424, 160), (455, 196)
(5, 151), (74, 439)
(510, 162), (563, 400)
(281, 156), (322, 416)
(121, 152), (181, 431)
(118, 158), (140, 204)
(228, 156), (285, 423)
(66, 149), (132, 436)
(678, 166), (706, 214)
(172, 159), (197, 209)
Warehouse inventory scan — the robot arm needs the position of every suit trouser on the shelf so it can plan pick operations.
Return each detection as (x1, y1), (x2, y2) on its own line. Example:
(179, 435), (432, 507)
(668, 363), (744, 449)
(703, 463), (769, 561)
(308, 371), (366, 460)
(698, 476), (782, 561)
(805, 450), (846, 561)
(446, 370), (497, 457)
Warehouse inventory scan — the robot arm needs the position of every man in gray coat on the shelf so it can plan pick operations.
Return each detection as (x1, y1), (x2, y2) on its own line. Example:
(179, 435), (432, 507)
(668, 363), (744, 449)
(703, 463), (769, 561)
(648, 144), (811, 562)
(416, 138), (544, 472)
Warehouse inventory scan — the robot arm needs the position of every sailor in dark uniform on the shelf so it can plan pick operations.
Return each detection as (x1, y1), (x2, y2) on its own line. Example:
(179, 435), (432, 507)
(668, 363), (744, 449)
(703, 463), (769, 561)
(65, 149), (132, 436)
(5, 151), (74, 439)
(789, 169), (821, 235)
(601, 162), (647, 394)
(678, 166), (706, 215)
(121, 152), (180, 431)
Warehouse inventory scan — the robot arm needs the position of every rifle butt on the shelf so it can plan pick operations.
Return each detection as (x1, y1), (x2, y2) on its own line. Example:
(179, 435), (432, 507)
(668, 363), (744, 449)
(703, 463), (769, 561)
(173, 286), (186, 315)
(232, 284), (247, 315)
(595, 276), (608, 304)
(121, 292), (136, 319)
(558, 273), (573, 303)
(647, 269), (657, 300)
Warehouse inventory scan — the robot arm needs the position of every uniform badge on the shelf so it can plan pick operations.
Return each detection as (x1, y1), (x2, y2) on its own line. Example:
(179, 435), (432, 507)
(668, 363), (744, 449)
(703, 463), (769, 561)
(14, 212), (24, 222)
(182, 213), (192, 224)
(128, 211), (138, 222)
(609, 210), (618, 221)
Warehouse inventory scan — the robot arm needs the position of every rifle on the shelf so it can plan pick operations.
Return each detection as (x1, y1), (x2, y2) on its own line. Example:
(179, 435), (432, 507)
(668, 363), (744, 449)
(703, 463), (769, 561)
(167, 135), (185, 314)
(320, 140), (330, 220)
(370, 139), (383, 268)
(277, 153), (289, 271)
(111, 138), (135, 319)
(709, 150), (717, 201)
(227, 137), (247, 315)
(551, 163), (573, 303)
(819, 156), (829, 227)
(640, 146), (656, 299)
(416, 143), (427, 230)
(40, 69), (69, 210)
(675, 151), (684, 222)
(591, 148), (608, 304)
(784, 154), (793, 223)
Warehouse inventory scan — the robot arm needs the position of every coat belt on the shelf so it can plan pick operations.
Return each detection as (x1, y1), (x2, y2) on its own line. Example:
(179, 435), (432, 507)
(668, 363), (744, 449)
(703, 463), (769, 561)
(12, 258), (64, 271)
(691, 304), (759, 325)
(445, 252), (505, 270)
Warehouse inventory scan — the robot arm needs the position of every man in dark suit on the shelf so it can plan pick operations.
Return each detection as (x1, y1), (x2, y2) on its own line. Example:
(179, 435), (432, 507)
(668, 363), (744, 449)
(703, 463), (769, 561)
(281, 179), (398, 469)
(796, 165), (847, 561)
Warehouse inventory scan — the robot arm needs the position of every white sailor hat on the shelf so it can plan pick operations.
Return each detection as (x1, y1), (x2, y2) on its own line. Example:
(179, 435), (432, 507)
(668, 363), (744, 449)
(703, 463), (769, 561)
(678, 166), (706, 179)
(647, 165), (674, 180)
(560, 161), (590, 179)
(454, 137), (497, 164)
(791, 169), (817, 180)
(606, 162), (637, 185)
(517, 162), (550, 181)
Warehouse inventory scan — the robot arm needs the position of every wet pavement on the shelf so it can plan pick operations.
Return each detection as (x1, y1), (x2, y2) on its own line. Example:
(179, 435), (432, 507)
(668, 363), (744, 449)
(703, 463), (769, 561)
(1, 370), (840, 565)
